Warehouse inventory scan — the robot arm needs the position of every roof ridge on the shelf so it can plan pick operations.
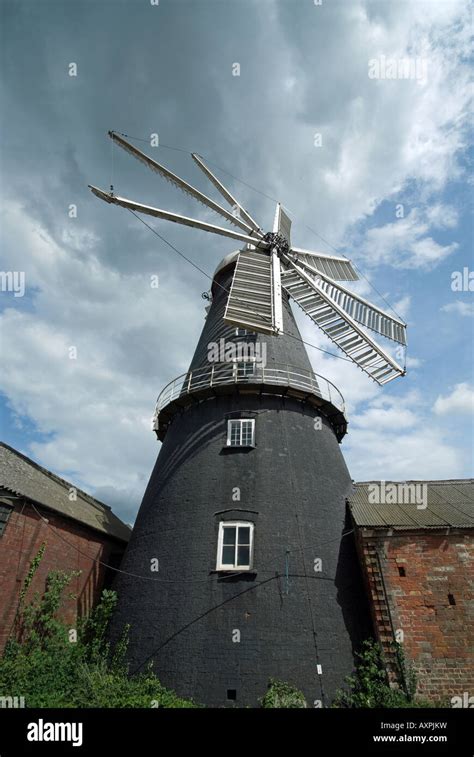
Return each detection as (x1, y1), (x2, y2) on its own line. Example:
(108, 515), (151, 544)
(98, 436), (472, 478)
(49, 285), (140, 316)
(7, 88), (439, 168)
(355, 479), (474, 485)
(0, 441), (111, 513)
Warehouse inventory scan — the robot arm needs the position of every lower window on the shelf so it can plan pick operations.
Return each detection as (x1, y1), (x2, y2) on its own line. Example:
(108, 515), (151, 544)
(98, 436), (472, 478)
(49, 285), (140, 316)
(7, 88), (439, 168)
(226, 418), (255, 447)
(216, 521), (254, 571)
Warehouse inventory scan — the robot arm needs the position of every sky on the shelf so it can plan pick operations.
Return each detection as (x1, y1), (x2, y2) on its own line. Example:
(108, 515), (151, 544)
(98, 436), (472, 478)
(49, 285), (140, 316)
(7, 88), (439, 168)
(0, 0), (472, 525)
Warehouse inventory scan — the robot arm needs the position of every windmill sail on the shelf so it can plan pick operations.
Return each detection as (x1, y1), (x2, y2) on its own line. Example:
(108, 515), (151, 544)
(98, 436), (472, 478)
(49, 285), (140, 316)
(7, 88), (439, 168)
(88, 186), (267, 248)
(109, 132), (259, 237)
(281, 257), (405, 385)
(191, 153), (262, 234)
(290, 247), (358, 282)
(90, 132), (407, 385)
(293, 258), (407, 345)
(224, 248), (281, 335)
(273, 203), (292, 244)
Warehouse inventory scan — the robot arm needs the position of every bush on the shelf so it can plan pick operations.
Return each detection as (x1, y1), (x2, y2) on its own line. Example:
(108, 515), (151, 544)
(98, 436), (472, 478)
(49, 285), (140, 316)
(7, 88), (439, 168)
(261, 678), (307, 708)
(333, 639), (433, 708)
(0, 566), (197, 708)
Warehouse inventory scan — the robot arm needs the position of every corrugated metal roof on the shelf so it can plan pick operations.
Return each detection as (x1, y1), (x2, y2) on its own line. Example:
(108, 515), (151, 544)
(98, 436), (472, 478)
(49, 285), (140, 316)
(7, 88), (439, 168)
(0, 443), (131, 542)
(349, 479), (474, 530)
(448, 482), (474, 498)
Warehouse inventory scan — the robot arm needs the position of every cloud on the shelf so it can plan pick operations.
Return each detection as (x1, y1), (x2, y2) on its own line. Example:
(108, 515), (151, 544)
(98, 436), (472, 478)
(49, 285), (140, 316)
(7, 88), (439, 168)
(345, 392), (469, 480)
(406, 356), (422, 369)
(0, 0), (472, 522)
(353, 405), (417, 431)
(357, 207), (459, 270)
(433, 383), (474, 416)
(346, 426), (464, 480)
(0, 200), (206, 519)
(441, 301), (474, 318)
(425, 203), (459, 229)
(392, 295), (411, 319)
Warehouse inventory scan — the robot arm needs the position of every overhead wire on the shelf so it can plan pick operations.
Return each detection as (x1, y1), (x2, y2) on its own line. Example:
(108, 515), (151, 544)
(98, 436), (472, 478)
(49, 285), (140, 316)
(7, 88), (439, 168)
(192, 152), (405, 323)
(111, 131), (191, 155)
(80, 132), (403, 672)
(195, 147), (408, 368)
(110, 131), (405, 367)
(194, 149), (408, 365)
(27, 498), (357, 682)
(28, 501), (241, 585)
(127, 209), (355, 364)
(112, 131), (405, 323)
(28, 499), (355, 585)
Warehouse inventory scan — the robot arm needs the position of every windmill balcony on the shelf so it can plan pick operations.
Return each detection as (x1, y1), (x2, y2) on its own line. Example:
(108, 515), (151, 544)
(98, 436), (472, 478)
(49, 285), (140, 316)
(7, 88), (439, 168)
(153, 362), (348, 442)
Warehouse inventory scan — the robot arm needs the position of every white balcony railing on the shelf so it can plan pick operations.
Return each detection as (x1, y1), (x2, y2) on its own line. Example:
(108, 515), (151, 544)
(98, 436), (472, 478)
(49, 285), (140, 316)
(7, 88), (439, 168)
(153, 362), (345, 429)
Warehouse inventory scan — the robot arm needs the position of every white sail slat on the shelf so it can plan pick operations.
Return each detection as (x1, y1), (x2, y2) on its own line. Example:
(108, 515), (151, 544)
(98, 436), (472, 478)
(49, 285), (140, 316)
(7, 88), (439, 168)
(293, 258), (407, 346)
(88, 186), (268, 248)
(280, 258), (405, 385)
(224, 249), (281, 335)
(108, 132), (259, 236)
(290, 247), (358, 282)
(191, 153), (263, 234)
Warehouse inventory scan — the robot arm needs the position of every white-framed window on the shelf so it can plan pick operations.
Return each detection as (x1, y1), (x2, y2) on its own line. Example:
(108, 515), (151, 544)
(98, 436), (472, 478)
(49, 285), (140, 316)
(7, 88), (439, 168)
(233, 360), (255, 379)
(217, 521), (254, 571)
(227, 418), (255, 447)
(235, 327), (255, 337)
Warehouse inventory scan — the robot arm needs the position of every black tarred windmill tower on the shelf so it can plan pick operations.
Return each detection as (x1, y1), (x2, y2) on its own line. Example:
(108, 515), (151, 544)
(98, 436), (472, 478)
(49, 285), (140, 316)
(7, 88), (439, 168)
(89, 132), (407, 707)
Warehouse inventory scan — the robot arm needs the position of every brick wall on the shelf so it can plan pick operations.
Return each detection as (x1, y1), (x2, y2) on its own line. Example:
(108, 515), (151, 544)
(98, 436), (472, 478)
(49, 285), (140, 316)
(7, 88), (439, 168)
(0, 499), (125, 651)
(356, 528), (473, 703)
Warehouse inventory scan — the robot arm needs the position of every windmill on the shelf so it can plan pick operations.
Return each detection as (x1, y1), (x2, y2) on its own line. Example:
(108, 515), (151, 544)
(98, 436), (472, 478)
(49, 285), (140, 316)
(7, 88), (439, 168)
(89, 131), (407, 386)
(89, 133), (403, 707)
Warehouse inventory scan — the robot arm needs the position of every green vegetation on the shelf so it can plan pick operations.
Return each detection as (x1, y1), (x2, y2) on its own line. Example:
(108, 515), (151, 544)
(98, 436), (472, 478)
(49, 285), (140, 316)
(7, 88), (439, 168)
(333, 639), (433, 708)
(0, 550), (436, 709)
(0, 564), (197, 708)
(260, 678), (307, 708)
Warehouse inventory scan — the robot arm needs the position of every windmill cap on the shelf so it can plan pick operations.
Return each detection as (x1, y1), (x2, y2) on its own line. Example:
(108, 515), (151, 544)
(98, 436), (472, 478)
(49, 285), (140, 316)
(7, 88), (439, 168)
(212, 250), (241, 285)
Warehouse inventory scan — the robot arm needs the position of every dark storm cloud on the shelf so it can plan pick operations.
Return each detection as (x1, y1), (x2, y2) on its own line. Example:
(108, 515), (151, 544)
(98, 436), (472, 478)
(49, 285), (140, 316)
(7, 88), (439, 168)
(1, 0), (282, 276)
(1, 0), (471, 521)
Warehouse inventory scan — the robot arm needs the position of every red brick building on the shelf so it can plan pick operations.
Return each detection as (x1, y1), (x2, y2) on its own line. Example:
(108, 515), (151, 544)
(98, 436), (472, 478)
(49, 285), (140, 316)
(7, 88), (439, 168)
(1, 440), (472, 707)
(0, 443), (130, 651)
(349, 480), (474, 704)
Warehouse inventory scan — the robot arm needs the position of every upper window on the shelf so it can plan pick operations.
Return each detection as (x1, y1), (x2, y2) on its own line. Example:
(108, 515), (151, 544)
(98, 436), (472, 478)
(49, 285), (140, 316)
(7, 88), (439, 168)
(0, 504), (13, 537)
(227, 419), (255, 447)
(217, 521), (254, 571)
(234, 328), (255, 338)
(233, 361), (255, 380)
